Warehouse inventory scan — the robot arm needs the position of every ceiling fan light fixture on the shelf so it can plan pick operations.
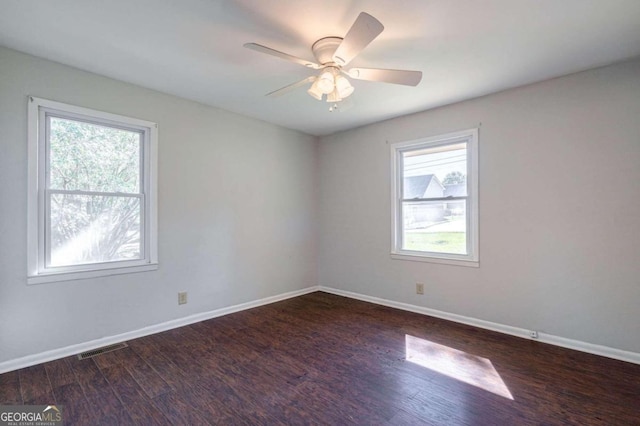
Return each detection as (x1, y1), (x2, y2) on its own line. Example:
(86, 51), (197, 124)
(335, 75), (354, 99)
(317, 70), (335, 94)
(245, 12), (421, 106)
(326, 88), (342, 103)
(307, 80), (324, 100)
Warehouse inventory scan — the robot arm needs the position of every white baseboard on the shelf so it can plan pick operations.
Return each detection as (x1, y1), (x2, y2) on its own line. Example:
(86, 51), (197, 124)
(0, 286), (320, 374)
(3, 284), (638, 373)
(319, 286), (640, 365)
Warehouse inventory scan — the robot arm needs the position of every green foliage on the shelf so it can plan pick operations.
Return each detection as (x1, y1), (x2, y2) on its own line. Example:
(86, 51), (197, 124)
(403, 232), (466, 254)
(48, 117), (142, 265)
(49, 117), (140, 192)
(442, 171), (466, 185)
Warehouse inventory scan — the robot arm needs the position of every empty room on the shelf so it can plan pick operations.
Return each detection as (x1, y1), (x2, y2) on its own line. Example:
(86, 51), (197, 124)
(1, 0), (639, 424)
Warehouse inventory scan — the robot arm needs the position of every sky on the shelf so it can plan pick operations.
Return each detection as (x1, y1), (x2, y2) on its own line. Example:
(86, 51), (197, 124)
(403, 146), (467, 182)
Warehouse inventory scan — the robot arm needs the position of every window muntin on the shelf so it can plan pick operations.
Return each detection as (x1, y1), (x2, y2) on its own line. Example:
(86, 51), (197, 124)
(28, 97), (158, 283)
(391, 130), (478, 265)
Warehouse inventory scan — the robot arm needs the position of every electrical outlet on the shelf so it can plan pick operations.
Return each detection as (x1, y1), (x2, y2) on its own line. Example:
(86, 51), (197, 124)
(178, 292), (188, 305)
(416, 283), (424, 295)
(529, 330), (538, 339)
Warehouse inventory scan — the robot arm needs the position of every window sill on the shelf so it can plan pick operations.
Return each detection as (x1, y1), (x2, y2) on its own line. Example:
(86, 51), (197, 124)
(391, 253), (479, 268)
(27, 263), (158, 285)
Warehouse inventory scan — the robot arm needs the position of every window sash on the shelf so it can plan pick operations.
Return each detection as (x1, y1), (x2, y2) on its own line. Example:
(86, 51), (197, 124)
(47, 189), (144, 197)
(44, 112), (144, 194)
(401, 196), (467, 202)
(44, 191), (146, 268)
(391, 129), (478, 266)
(399, 198), (470, 256)
(42, 111), (149, 271)
(28, 96), (158, 283)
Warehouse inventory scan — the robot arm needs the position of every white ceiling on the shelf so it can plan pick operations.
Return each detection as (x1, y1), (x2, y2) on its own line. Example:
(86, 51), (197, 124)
(1, 0), (640, 136)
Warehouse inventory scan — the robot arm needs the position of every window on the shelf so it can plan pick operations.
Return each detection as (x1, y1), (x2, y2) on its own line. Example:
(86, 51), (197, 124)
(27, 97), (158, 284)
(391, 129), (478, 266)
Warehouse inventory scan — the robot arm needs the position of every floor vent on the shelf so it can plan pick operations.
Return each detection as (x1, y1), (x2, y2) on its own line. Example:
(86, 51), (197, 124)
(77, 342), (128, 360)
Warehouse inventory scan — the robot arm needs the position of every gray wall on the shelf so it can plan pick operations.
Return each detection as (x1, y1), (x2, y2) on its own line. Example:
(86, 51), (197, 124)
(0, 47), (318, 363)
(318, 58), (640, 353)
(2, 44), (639, 365)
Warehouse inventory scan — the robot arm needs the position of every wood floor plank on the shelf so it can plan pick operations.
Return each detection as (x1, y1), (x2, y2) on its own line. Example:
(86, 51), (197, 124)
(109, 347), (172, 399)
(44, 358), (76, 388)
(1, 291), (639, 425)
(101, 364), (171, 425)
(151, 391), (214, 425)
(19, 365), (55, 404)
(291, 379), (391, 425)
(312, 370), (401, 422)
(69, 358), (133, 423)
(0, 371), (22, 404)
(51, 383), (94, 425)
(91, 346), (135, 370)
(177, 381), (238, 422)
(128, 339), (194, 393)
(385, 409), (434, 426)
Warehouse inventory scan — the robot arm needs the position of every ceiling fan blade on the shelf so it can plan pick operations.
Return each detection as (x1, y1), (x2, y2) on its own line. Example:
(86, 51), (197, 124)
(266, 76), (316, 97)
(332, 12), (384, 66)
(348, 68), (422, 86)
(244, 43), (321, 69)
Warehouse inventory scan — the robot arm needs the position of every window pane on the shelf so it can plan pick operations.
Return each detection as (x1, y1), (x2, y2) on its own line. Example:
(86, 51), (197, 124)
(49, 194), (142, 266)
(402, 200), (467, 255)
(49, 116), (141, 193)
(402, 143), (467, 199)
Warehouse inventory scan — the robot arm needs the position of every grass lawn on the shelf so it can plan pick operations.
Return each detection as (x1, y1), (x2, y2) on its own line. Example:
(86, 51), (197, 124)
(403, 231), (466, 254)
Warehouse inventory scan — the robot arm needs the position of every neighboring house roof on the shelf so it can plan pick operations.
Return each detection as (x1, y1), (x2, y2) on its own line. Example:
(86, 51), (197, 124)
(404, 174), (444, 199)
(444, 183), (466, 197)
(404, 175), (434, 199)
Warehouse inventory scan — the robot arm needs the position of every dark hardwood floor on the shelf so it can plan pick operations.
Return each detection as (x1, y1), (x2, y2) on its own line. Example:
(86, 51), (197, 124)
(1, 292), (639, 425)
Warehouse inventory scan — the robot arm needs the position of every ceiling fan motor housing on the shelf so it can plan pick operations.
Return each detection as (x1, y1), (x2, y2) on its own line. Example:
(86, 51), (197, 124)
(311, 37), (343, 65)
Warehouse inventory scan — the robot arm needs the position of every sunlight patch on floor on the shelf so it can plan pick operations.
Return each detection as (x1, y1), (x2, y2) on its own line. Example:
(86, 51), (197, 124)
(405, 334), (513, 400)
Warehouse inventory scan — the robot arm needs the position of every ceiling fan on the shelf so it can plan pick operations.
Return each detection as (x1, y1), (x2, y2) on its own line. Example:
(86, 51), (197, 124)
(244, 12), (422, 110)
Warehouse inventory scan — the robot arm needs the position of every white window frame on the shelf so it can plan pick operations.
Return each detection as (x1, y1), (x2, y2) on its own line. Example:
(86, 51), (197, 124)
(390, 128), (479, 267)
(27, 97), (158, 284)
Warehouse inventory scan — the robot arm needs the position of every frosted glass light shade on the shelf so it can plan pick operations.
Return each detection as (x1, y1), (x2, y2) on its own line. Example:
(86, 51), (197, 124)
(317, 71), (335, 94)
(307, 80), (323, 100)
(335, 75), (354, 98)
